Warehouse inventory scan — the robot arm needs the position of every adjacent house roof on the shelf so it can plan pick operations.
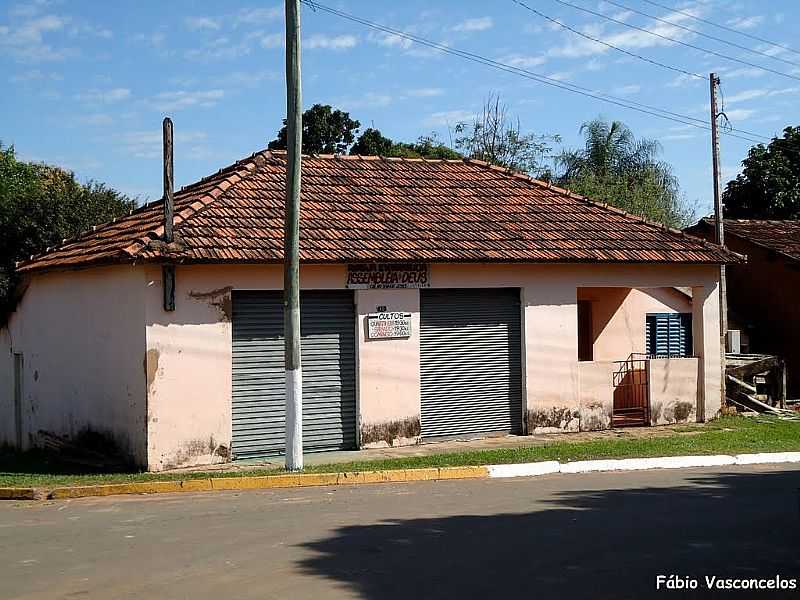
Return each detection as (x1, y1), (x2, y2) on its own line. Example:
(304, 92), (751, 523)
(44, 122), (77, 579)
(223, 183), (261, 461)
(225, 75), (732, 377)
(17, 150), (739, 274)
(690, 217), (800, 262)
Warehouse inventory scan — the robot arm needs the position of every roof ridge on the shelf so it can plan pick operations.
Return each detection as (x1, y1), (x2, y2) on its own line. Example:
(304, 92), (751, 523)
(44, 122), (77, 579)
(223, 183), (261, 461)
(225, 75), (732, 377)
(120, 151), (270, 257)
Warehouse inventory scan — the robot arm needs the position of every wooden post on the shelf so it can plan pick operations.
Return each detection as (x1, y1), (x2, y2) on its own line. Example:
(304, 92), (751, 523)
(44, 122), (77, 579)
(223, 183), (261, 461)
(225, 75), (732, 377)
(284, 0), (303, 471)
(163, 117), (174, 243)
(710, 73), (727, 410)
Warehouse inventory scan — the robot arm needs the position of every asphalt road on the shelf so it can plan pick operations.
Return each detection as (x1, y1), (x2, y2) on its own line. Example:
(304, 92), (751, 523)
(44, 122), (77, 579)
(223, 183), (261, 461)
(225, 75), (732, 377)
(1, 465), (798, 600)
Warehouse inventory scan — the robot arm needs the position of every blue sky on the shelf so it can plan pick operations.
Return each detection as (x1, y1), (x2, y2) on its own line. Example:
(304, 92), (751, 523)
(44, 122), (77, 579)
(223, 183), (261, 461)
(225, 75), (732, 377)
(2, 0), (797, 216)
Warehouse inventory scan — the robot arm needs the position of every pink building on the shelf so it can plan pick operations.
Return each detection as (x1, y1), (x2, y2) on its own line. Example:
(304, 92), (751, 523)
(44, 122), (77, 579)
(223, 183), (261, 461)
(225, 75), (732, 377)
(0, 152), (737, 470)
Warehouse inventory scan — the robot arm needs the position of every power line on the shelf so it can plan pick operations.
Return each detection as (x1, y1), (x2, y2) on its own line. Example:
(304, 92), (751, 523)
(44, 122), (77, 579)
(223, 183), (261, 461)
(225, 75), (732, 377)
(300, 1), (770, 144)
(511, 0), (704, 80)
(640, 0), (800, 59)
(550, 0), (800, 83)
(602, 0), (800, 70)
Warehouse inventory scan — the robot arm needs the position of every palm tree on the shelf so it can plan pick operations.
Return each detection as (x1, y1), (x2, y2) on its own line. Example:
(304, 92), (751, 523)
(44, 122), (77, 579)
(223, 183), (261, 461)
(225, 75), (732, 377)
(557, 119), (693, 227)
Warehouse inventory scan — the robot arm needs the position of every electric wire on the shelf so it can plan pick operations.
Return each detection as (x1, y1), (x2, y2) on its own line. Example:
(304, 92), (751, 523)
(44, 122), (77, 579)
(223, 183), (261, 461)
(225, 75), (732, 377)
(549, 0), (800, 83)
(511, 0), (704, 80)
(640, 0), (800, 59)
(301, 1), (771, 144)
(601, 0), (800, 70)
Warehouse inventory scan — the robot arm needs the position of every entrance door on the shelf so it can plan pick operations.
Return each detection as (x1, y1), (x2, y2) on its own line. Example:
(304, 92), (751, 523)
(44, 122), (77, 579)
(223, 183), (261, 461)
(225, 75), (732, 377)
(231, 290), (356, 459)
(420, 288), (523, 438)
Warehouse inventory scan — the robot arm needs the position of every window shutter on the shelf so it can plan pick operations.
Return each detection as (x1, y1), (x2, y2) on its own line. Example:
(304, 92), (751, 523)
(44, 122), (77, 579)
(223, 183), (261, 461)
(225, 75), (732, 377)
(646, 313), (692, 357)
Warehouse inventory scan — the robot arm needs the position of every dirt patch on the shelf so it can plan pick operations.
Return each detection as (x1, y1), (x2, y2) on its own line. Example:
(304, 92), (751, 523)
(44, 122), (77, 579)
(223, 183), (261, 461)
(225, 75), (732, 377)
(673, 401), (694, 423)
(527, 407), (580, 433)
(579, 401), (612, 432)
(360, 417), (421, 448)
(188, 286), (233, 321)
(161, 437), (230, 470)
(144, 348), (160, 394)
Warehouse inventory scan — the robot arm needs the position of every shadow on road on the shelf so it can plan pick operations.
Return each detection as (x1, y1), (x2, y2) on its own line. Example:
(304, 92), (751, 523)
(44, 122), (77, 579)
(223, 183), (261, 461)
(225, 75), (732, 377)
(298, 470), (800, 599)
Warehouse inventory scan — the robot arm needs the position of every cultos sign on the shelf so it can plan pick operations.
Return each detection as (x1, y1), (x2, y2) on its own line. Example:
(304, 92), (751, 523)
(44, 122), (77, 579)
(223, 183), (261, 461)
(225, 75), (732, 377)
(367, 312), (412, 340)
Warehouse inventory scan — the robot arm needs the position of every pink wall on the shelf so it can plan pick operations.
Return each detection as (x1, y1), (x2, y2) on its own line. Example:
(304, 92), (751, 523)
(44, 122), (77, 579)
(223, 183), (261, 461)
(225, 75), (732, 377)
(0, 266), (148, 464)
(1, 260), (722, 471)
(649, 358), (699, 425)
(355, 289), (421, 447)
(578, 287), (692, 361)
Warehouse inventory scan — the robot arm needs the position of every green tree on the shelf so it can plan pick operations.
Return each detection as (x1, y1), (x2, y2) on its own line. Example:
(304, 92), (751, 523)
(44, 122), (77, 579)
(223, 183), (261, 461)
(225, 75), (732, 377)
(268, 104), (360, 154)
(556, 119), (694, 227)
(723, 126), (800, 219)
(351, 128), (462, 159)
(453, 94), (559, 178)
(0, 144), (135, 313)
(350, 128), (394, 156)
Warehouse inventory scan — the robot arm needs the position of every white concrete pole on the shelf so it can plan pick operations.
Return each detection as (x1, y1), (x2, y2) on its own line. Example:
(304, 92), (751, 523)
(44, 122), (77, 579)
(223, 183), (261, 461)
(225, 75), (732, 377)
(284, 0), (303, 471)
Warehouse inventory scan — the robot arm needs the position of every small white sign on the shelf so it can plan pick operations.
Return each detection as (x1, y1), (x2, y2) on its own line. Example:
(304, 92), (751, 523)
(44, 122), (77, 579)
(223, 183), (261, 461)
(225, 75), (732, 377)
(367, 312), (412, 340)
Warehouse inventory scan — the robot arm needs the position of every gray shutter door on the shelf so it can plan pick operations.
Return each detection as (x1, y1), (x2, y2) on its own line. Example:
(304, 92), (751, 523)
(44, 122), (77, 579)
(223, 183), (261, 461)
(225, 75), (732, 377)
(420, 288), (523, 438)
(231, 290), (356, 459)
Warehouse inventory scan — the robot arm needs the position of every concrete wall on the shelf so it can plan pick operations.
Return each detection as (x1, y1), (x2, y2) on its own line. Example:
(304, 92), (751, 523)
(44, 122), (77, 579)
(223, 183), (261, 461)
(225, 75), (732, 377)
(649, 358), (699, 425)
(0, 266), (147, 464)
(577, 287), (692, 361)
(142, 264), (346, 470)
(0, 327), (14, 446)
(3, 260), (721, 471)
(576, 361), (615, 432)
(143, 262), (721, 468)
(355, 289), (421, 448)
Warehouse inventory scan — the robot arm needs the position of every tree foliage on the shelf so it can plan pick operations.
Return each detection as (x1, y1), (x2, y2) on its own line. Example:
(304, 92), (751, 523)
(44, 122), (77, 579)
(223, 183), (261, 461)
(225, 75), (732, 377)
(268, 104), (360, 155)
(350, 128), (462, 159)
(723, 126), (800, 219)
(453, 94), (559, 178)
(556, 119), (694, 227)
(0, 144), (135, 312)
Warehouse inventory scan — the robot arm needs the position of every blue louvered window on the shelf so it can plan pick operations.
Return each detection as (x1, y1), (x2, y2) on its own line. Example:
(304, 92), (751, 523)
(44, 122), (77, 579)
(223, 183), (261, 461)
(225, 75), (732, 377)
(646, 313), (692, 357)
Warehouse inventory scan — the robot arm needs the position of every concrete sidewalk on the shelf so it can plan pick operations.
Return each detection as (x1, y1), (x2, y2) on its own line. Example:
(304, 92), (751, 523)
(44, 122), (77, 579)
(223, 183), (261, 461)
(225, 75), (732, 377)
(171, 421), (710, 474)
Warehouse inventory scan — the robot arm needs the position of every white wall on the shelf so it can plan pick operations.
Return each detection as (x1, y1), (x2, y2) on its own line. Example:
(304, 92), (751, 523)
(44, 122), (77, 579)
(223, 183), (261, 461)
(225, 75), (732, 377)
(0, 327), (15, 446)
(1, 266), (147, 464)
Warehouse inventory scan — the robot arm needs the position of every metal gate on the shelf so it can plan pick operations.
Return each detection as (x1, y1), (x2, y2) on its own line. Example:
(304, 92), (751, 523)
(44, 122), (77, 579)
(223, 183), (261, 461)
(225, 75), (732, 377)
(231, 290), (356, 459)
(420, 288), (523, 438)
(612, 354), (650, 427)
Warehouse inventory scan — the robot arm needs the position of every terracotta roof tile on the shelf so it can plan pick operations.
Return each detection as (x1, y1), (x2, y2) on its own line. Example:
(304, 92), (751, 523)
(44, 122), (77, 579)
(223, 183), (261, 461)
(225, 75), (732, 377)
(17, 150), (739, 274)
(690, 218), (800, 262)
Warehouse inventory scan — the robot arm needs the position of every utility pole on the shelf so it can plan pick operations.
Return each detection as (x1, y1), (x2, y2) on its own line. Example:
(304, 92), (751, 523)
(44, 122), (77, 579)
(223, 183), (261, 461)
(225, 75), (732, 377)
(284, 0), (303, 471)
(709, 72), (728, 410)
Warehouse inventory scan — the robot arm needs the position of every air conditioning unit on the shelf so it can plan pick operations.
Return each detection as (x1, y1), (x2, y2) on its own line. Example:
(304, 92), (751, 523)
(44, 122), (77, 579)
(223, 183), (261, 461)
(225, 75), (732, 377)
(727, 329), (741, 354)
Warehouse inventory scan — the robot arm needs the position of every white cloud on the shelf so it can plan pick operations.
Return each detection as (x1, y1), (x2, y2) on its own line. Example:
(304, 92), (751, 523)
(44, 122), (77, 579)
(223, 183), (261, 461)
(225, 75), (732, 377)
(499, 53), (547, 69)
(235, 7), (282, 26)
(726, 15), (765, 30)
(185, 36), (251, 60)
(370, 31), (413, 50)
(120, 130), (208, 159)
(260, 32), (283, 48)
(185, 16), (221, 31)
(148, 90), (225, 112)
(80, 113), (114, 126)
(722, 108), (756, 121)
(9, 68), (62, 82)
(76, 87), (131, 104)
(612, 84), (641, 96)
(339, 92), (393, 110)
(450, 16), (493, 33)
(0, 13), (77, 62)
(219, 70), (277, 88)
(424, 109), (473, 126)
(305, 34), (357, 50)
(406, 87), (444, 97)
(724, 87), (799, 104)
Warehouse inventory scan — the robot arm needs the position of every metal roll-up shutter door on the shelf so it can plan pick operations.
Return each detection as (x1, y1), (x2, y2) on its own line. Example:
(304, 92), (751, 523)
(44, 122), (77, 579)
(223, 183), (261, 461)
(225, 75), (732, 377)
(420, 288), (523, 438)
(231, 290), (356, 459)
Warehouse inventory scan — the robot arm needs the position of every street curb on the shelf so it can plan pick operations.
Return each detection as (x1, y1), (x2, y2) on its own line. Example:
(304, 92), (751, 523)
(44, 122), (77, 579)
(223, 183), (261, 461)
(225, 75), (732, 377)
(0, 466), (489, 501)
(1, 453), (799, 501)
